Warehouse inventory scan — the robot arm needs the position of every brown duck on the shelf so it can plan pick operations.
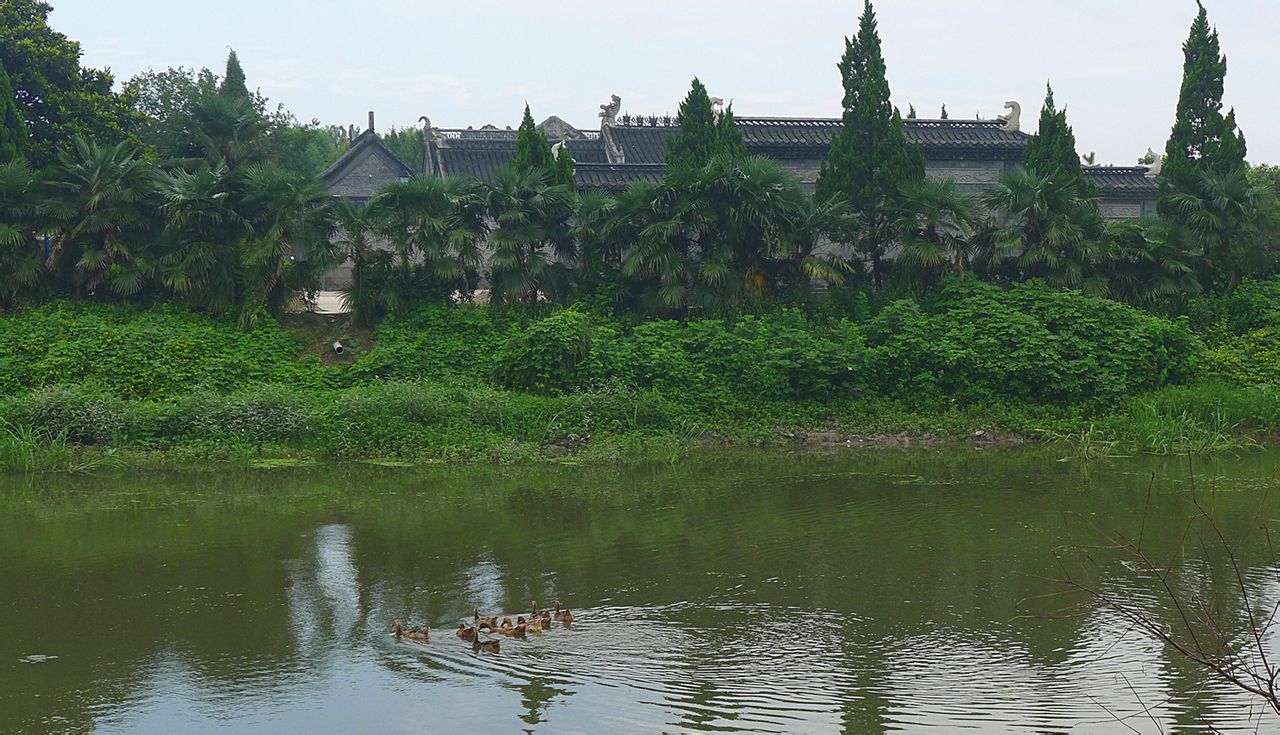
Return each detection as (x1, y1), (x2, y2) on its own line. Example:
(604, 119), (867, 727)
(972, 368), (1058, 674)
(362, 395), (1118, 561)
(392, 619), (429, 641)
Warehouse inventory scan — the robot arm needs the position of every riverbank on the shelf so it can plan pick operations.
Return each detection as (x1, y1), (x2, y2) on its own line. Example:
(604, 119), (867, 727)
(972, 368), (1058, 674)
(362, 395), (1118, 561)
(2, 284), (1278, 473)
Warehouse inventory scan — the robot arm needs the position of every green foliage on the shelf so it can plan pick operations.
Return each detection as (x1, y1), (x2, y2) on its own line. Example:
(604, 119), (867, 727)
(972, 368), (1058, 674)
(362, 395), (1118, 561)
(220, 50), (250, 101)
(816, 0), (925, 287)
(1160, 1), (1248, 218)
(381, 126), (426, 173)
(511, 105), (554, 174)
(0, 58), (23, 164)
(666, 78), (719, 174)
(1023, 83), (1087, 192)
(0, 0), (138, 167)
(863, 279), (1200, 404)
(0, 302), (316, 399)
(494, 310), (595, 394)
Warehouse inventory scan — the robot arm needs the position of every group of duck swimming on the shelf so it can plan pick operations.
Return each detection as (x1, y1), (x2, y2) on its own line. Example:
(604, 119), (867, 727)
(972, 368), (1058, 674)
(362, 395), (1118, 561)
(391, 600), (575, 654)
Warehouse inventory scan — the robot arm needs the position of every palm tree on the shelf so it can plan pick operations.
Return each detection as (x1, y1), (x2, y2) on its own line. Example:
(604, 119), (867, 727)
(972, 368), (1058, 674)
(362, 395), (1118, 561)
(237, 162), (337, 320)
(483, 166), (575, 306)
(1167, 165), (1279, 292)
(178, 93), (271, 171)
(622, 156), (805, 313)
(788, 195), (855, 291)
(370, 175), (487, 302)
(1098, 218), (1201, 308)
(891, 177), (977, 293)
(982, 166), (1104, 288)
(155, 164), (248, 314)
(0, 162), (44, 307)
(39, 138), (158, 298)
(331, 198), (380, 325)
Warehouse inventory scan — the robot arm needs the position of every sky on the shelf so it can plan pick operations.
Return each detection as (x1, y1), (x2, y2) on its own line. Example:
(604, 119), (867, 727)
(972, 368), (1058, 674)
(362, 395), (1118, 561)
(48, 0), (1280, 166)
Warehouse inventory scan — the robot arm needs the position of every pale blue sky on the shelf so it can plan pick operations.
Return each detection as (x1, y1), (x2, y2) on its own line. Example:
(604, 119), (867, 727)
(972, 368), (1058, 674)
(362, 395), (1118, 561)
(49, 0), (1280, 165)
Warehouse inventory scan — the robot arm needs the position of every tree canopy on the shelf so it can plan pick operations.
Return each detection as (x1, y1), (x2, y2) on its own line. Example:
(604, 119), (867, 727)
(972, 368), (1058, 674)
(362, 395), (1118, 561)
(666, 78), (744, 174)
(815, 0), (924, 285)
(0, 58), (23, 164)
(1023, 83), (1088, 192)
(1160, 1), (1248, 215)
(0, 0), (138, 166)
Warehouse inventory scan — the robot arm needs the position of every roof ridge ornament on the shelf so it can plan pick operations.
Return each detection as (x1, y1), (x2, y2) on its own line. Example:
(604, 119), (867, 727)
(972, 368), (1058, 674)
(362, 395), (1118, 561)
(1143, 148), (1164, 178)
(998, 100), (1021, 133)
(599, 94), (622, 129)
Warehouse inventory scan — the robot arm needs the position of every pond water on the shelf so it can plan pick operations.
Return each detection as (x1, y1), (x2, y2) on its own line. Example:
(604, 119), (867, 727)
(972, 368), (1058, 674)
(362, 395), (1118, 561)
(2, 450), (1279, 733)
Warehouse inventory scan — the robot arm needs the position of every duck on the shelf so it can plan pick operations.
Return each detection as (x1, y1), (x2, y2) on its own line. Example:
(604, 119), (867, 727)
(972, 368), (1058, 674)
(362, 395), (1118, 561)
(472, 634), (500, 654)
(552, 602), (574, 625)
(522, 615), (544, 635)
(499, 619), (528, 639)
(456, 624), (478, 642)
(473, 607), (498, 631)
(392, 619), (429, 641)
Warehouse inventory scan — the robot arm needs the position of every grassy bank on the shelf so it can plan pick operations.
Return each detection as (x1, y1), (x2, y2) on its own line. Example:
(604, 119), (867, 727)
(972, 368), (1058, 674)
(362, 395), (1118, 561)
(2, 280), (1278, 472)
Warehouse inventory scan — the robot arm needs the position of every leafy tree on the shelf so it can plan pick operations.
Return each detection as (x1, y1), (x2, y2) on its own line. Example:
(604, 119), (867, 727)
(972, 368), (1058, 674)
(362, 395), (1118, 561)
(0, 59), (24, 164)
(511, 105), (554, 174)
(816, 0), (925, 288)
(381, 126), (427, 173)
(123, 66), (220, 154)
(272, 121), (341, 176)
(1023, 83), (1088, 192)
(0, 0), (138, 166)
(220, 50), (250, 101)
(1160, 1), (1248, 217)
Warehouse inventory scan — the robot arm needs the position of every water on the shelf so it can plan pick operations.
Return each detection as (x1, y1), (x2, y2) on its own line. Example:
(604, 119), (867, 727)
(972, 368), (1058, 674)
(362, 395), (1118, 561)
(2, 450), (1278, 733)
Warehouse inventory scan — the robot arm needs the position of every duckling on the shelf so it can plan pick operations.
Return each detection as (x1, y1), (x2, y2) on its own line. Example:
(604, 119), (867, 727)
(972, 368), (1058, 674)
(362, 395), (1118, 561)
(498, 620), (527, 639)
(523, 615), (544, 635)
(472, 635), (500, 654)
(392, 619), (429, 641)
(456, 624), (478, 642)
(560, 609), (574, 626)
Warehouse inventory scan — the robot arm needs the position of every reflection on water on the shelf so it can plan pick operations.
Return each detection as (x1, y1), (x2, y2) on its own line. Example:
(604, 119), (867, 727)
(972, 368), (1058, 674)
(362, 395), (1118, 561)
(1, 450), (1278, 733)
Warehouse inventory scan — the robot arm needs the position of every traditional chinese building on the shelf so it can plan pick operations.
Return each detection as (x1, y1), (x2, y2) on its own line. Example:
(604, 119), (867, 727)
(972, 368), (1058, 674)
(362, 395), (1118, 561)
(319, 100), (1159, 287)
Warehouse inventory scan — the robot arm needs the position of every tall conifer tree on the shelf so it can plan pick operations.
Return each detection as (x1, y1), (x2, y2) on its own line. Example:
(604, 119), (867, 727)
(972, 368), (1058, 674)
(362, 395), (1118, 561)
(220, 49), (250, 100)
(0, 58), (23, 163)
(553, 144), (575, 187)
(1023, 83), (1086, 189)
(666, 78), (722, 174)
(815, 0), (924, 286)
(511, 104), (555, 173)
(1160, 1), (1247, 214)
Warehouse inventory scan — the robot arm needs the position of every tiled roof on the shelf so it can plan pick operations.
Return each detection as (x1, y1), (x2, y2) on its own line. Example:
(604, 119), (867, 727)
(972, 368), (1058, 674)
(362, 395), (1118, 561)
(606, 117), (1030, 164)
(1083, 166), (1159, 193)
(437, 146), (513, 184)
(575, 163), (666, 190)
(320, 130), (415, 184)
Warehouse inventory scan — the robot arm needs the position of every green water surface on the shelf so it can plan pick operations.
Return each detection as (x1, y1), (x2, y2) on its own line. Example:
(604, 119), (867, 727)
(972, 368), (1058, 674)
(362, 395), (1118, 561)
(2, 449), (1278, 733)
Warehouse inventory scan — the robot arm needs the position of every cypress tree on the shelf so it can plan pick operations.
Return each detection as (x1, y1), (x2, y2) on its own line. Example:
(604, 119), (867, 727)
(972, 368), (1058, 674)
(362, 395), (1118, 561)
(666, 78), (721, 174)
(0, 58), (23, 163)
(220, 49), (250, 100)
(714, 105), (747, 161)
(816, 0), (924, 270)
(511, 104), (554, 173)
(1023, 83), (1086, 189)
(553, 144), (575, 187)
(1160, 1), (1247, 213)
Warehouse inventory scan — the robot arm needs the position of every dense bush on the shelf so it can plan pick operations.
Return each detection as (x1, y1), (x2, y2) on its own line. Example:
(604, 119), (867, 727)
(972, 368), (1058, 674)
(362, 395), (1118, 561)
(864, 280), (1201, 404)
(0, 302), (319, 399)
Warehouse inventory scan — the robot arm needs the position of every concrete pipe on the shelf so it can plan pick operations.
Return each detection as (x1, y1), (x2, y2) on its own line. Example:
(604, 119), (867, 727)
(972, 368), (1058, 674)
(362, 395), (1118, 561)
(333, 342), (345, 356)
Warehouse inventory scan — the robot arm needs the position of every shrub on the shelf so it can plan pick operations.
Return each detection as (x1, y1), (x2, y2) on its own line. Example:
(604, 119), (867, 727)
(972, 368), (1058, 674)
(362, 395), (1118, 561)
(494, 310), (595, 394)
